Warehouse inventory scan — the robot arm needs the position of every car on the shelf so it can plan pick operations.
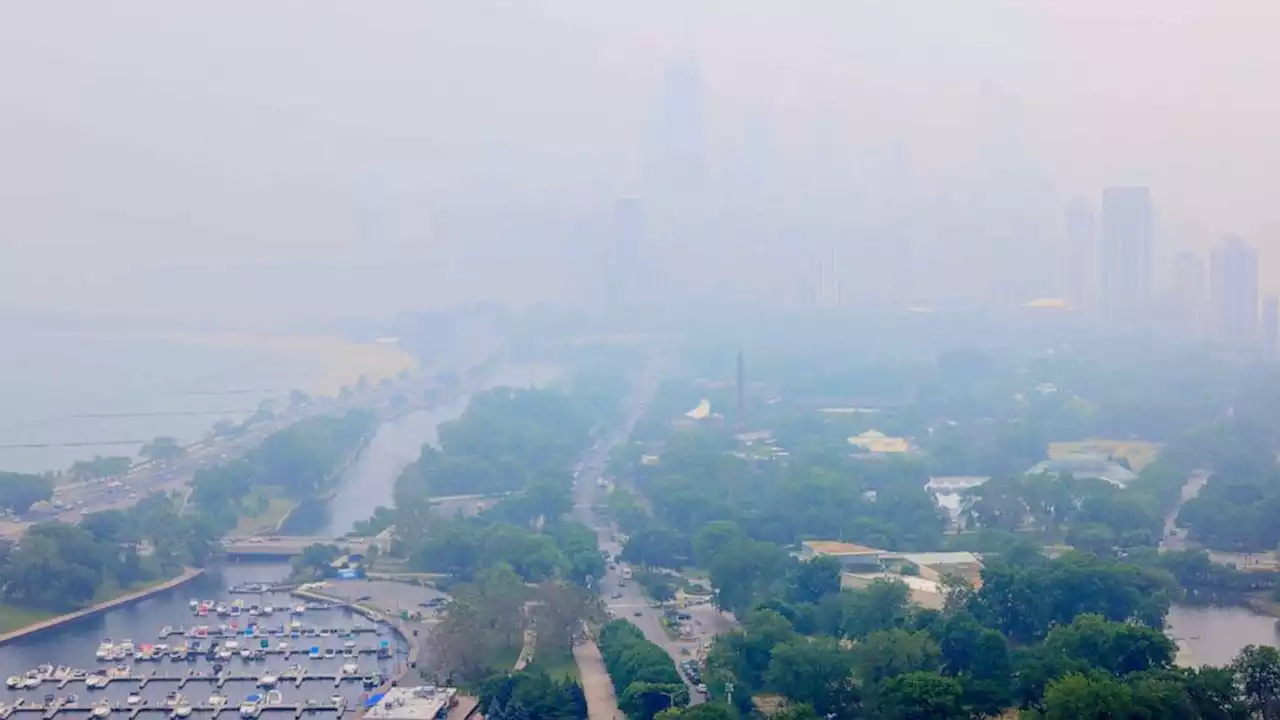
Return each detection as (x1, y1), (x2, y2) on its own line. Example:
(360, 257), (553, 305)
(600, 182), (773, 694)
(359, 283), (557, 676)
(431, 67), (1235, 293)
(633, 611), (642, 617)
(611, 592), (623, 599)
(356, 595), (372, 602)
(696, 684), (708, 695)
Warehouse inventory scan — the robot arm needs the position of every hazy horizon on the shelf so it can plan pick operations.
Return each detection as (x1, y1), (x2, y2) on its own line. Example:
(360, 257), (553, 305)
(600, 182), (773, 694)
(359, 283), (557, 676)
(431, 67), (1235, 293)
(3, 1), (1280, 324)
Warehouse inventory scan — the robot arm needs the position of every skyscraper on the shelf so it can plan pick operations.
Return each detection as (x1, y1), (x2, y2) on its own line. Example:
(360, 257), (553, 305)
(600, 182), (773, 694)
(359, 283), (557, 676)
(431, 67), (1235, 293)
(1262, 296), (1279, 358)
(611, 197), (645, 308)
(1099, 187), (1153, 319)
(1210, 236), (1259, 349)
(1064, 198), (1096, 309)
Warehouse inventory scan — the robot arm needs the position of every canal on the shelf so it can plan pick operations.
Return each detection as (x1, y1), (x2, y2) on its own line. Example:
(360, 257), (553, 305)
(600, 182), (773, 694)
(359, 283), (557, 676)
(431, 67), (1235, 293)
(0, 563), (406, 718)
(322, 363), (561, 536)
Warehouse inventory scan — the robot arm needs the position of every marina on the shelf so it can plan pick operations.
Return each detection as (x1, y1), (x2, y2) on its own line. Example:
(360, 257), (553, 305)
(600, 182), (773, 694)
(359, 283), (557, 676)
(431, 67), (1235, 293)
(0, 565), (411, 720)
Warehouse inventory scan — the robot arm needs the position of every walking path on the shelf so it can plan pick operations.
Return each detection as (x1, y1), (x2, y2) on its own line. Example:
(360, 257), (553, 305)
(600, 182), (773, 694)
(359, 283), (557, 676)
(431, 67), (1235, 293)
(575, 635), (624, 720)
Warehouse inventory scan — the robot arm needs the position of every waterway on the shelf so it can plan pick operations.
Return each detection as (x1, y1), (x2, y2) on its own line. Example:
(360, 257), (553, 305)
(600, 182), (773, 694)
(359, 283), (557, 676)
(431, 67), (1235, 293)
(321, 363), (561, 536)
(1167, 603), (1280, 667)
(0, 563), (406, 718)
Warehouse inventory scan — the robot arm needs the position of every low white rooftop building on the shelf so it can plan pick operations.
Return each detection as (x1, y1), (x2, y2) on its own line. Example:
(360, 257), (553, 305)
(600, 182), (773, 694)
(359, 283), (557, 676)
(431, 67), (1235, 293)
(362, 686), (457, 720)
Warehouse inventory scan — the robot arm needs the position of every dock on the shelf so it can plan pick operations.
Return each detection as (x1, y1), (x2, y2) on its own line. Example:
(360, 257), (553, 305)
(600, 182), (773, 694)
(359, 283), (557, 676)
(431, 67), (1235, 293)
(159, 625), (380, 640)
(39, 672), (380, 690)
(0, 702), (347, 719)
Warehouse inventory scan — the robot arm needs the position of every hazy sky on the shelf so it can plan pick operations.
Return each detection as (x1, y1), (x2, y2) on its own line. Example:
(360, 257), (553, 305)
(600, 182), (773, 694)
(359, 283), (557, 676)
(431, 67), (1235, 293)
(3, 1), (1280, 322)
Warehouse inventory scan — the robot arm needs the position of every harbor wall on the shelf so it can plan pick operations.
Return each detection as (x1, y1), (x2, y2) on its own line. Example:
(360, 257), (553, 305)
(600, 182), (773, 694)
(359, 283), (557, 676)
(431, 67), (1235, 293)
(0, 568), (206, 647)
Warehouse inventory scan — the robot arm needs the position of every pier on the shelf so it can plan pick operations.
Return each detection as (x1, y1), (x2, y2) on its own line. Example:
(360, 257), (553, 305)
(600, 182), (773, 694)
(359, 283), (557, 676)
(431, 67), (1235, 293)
(0, 701), (347, 719)
(158, 625), (379, 640)
(42, 672), (381, 690)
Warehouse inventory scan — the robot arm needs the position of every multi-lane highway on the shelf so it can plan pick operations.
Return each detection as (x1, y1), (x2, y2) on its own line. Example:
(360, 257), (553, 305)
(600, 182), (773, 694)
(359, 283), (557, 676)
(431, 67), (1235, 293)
(571, 347), (734, 708)
(0, 376), (419, 540)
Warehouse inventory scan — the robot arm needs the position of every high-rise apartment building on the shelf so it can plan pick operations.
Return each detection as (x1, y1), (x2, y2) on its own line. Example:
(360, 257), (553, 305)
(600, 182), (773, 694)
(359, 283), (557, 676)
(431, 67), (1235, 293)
(1210, 235), (1259, 349)
(1099, 187), (1153, 319)
(1064, 198), (1096, 309)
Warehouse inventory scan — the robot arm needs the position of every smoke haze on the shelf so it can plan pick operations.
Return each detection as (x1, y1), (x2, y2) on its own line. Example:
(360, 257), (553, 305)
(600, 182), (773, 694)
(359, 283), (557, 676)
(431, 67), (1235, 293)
(3, 1), (1279, 322)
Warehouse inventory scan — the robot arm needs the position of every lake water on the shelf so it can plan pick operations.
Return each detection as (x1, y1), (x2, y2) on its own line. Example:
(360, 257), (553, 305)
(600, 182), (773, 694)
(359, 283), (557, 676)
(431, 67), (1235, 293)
(0, 562), (405, 717)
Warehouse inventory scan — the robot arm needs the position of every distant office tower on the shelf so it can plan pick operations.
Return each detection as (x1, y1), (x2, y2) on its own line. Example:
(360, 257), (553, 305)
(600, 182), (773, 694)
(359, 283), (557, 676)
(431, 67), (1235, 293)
(651, 60), (706, 188)
(1173, 251), (1208, 339)
(1263, 296), (1279, 358)
(611, 198), (645, 307)
(1210, 235), (1259, 349)
(1064, 198), (1096, 309)
(1099, 187), (1153, 319)
(815, 244), (841, 308)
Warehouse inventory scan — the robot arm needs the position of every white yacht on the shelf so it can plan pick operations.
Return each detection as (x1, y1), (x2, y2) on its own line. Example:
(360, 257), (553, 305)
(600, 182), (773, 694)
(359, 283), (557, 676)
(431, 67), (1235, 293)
(208, 693), (228, 709)
(238, 694), (262, 719)
(91, 699), (112, 718)
(171, 699), (193, 718)
(125, 692), (143, 707)
(256, 672), (278, 688)
(5, 676), (22, 689)
(340, 662), (359, 676)
(84, 674), (107, 690)
(95, 640), (114, 661)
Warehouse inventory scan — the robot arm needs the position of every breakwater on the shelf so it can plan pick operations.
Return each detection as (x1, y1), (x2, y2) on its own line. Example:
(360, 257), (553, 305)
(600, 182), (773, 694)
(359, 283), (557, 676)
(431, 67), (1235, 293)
(0, 569), (206, 647)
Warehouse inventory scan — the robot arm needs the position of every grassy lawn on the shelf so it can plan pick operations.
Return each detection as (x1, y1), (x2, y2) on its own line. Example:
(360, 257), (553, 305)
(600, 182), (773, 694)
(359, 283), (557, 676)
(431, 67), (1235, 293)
(0, 574), (179, 634)
(0, 606), (57, 634)
(1048, 439), (1161, 472)
(485, 643), (523, 672)
(528, 645), (579, 682)
(234, 496), (297, 535)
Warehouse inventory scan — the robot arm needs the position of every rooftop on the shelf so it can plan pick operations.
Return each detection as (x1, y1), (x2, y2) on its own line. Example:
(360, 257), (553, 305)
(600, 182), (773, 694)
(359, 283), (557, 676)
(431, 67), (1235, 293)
(899, 551), (982, 567)
(803, 540), (884, 556)
(363, 686), (457, 720)
(847, 430), (911, 454)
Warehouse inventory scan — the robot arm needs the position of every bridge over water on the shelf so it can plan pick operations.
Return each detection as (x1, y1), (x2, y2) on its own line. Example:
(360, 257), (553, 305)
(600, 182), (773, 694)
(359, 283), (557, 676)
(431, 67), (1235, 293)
(221, 535), (373, 558)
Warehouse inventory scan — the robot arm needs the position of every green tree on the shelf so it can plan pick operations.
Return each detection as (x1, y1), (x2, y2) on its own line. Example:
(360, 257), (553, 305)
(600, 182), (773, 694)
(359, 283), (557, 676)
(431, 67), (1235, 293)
(765, 637), (859, 718)
(875, 672), (964, 720)
(1043, 614), (1174, 676)
(853, 629), (941, 688)
(140, 435), (185, 462)
(0, 472), (54, 513)
(1232, 644), (1280, 719)
(1041, 673), (1134, 720)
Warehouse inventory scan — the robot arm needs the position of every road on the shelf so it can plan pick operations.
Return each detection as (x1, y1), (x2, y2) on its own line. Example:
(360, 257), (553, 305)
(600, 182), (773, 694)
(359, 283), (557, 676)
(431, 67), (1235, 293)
(571, 346), (728, 709)
(1161, 470), (1210, 552)
(0, 375), (426, 540)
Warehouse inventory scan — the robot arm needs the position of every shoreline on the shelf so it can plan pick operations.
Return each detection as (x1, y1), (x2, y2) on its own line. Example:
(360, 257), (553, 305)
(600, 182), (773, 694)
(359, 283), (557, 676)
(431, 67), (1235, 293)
(0, 567), (205, 646)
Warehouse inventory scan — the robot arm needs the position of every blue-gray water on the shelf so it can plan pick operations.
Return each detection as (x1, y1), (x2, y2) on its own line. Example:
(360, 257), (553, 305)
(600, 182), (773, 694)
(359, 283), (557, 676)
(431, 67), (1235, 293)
(0, 325), (317, 474)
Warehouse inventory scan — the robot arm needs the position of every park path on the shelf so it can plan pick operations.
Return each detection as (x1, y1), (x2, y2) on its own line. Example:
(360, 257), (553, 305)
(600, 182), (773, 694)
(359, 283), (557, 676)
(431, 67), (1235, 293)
(574, 637), (624, 720)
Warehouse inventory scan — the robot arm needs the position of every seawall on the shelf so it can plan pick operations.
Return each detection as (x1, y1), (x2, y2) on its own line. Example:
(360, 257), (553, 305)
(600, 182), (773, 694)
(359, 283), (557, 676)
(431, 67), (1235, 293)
(0, 567), (205, 646)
